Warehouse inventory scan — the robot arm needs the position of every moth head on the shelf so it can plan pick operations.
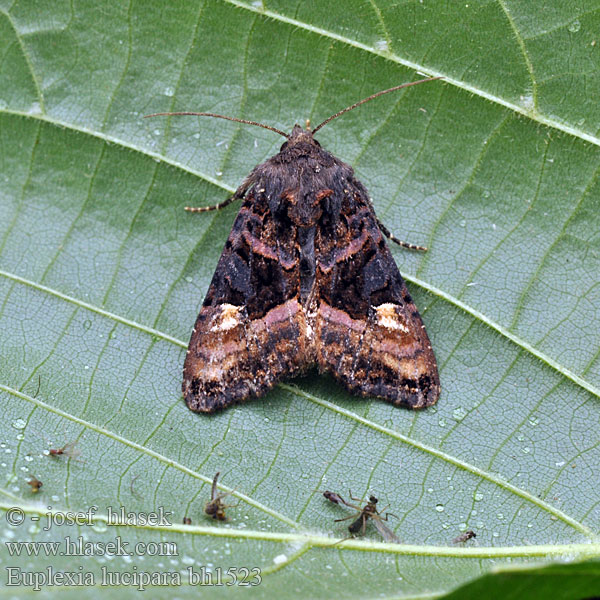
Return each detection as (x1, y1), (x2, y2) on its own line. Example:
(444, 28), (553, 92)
(280, 125), (322, 151)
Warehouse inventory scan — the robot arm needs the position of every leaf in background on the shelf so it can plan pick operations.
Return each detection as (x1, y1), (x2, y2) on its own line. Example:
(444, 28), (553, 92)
(0, 0), (599, 598)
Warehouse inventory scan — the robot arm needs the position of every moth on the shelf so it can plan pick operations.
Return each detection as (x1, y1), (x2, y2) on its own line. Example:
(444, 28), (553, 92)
(147, 77), (441, 413)
(204, 472), (235, 521)
(323, 490), (399, 543)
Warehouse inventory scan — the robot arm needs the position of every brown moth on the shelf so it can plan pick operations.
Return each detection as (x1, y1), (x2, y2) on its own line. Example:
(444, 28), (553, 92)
(147, 77), (441, 413)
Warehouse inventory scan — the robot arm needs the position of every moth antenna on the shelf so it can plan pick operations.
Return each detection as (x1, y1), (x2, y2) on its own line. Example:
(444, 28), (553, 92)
(144, 112), (289, 139)
(311, 76), (442, 135)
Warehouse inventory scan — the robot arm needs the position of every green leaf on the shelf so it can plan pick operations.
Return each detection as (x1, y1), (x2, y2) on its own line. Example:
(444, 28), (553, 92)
(1, 0), (599, 598)
(439, 560), (600, 600)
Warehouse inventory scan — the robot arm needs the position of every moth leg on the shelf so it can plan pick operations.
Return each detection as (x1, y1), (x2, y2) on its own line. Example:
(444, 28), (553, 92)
(376, 218), (428, 251)
(185, 193), (241, 213)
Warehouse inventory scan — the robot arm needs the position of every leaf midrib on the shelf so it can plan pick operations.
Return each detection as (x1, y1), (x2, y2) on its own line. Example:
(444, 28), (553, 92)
(0, 499), (597, 558)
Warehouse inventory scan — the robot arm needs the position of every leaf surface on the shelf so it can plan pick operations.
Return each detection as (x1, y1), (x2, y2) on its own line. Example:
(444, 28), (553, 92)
(1, 1), (599, 597)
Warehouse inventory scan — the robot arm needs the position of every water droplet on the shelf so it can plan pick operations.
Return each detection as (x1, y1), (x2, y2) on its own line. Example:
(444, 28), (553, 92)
(474, 492), (483, 501)
(92, 522), (107, 533)
(555, 461), (566, 467)
(28, 522), (41, 534)
(577, 118), (585, 126)
(435, 503), (445, 512)
(12, 419), (26, 430)
(519, 94), (534, 110)
(438, 418), (446, 428)
(427, 488), (433, 493)
(16, 434), (24, 441)
(492, 531), (499, 538)
(185, 276), (193, 283)
(459, 219), (466, 227)
(483, 190), (491, 198)
(527, 522), (533, 528)
(522, 447), (531, 454)
(497, 513), (504, 520)
(164, 86), (175, 97)
(517, 434), (525, 442)
(568, 20), (581, 33)
(28, 102), (42, 115)
(528, 416), (539, 426)
(273, 554), (287, 565)
(24, 455), (33, 462)
(453, 407), (466, 421)
(374, 39), (389, 52)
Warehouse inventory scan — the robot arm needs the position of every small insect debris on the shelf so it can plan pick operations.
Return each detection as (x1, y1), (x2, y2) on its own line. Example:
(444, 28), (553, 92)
(27, 476), (43, 493)
(47, 440), (82, 462)
(452, 530), (476, 544)
(204, 472), (236, 521)
(182, 517), (192, 525)
(323, 490), (399, 543)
